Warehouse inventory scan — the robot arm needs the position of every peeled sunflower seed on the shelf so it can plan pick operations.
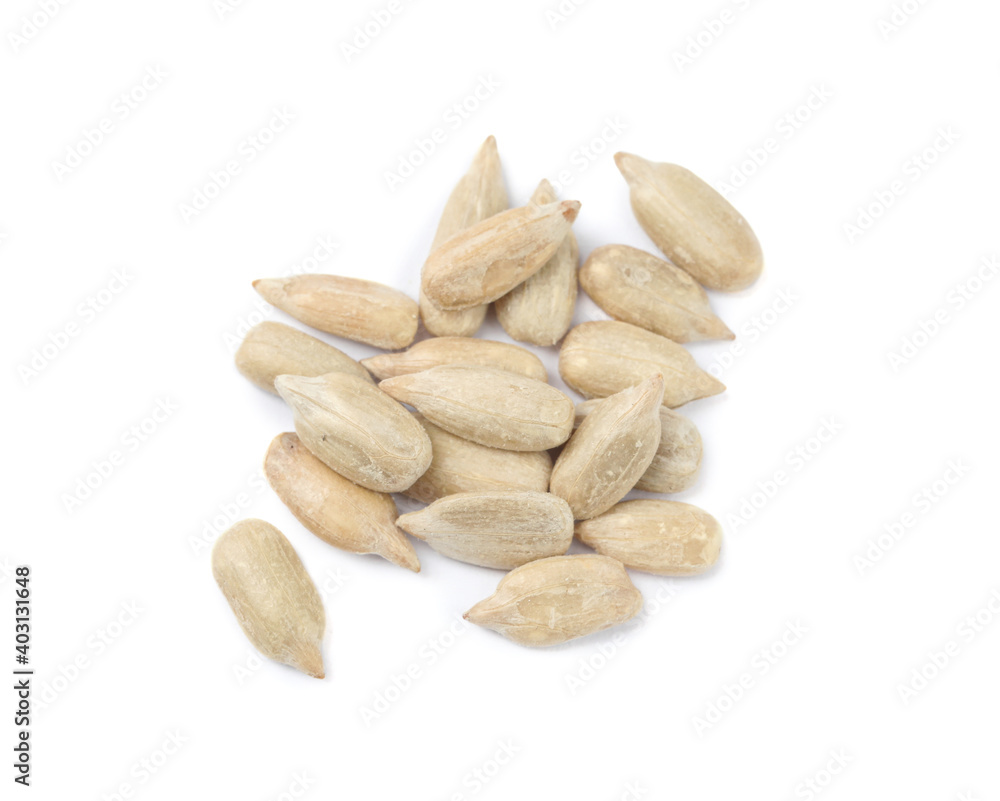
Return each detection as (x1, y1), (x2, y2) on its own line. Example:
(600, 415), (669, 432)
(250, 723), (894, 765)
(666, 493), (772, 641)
(253, 274), (418, 350)
(422, 199), (581, 310)
(235, 321), (374, 394)
(420, 135), (508, 337)
(212, 519), (326, 678)
(495, 179), (579, 346)
(397, 490), (573, 570)
(575, 500), (722, 576)
(404, 413), (552, 504)
(559, 320), (725, 408)
(274, 373), (432, 492)
(464, 554), (642, 647)
(579, 244), (733, 342)
(265, 432), (420, 572)
(379, 365), (574, 451)
(551, 375), (664, 520)
(362, 336), (546, 382)
(576, 400), (702, 493)
(615, 152), (763, 292)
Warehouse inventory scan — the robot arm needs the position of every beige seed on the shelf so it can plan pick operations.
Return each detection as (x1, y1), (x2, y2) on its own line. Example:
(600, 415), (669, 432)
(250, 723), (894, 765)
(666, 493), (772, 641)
(420, 135), (508, 337)
(265, 432), (420, 572)
(615, 153), (763, 291)
(379, 365), (574, 451)
(211, 519), (325, 678)
(576, 500), (722, 576)
(235, 321), (374, 394)
(422, 199), (581, 310)
(362, 336), (547, 382)
(274, 373), (432, 492)
(559, 321), (725, 408)
(495, 179), (579, 346)
(579, 244), (733, 342)
(253, 274), (418, 350)
(464, 554), (642, 647)
(551, 375), (664, 520)
(575, 400), (702, 493)
(397, 490), (573, 570)
(404, 413), (552, 504)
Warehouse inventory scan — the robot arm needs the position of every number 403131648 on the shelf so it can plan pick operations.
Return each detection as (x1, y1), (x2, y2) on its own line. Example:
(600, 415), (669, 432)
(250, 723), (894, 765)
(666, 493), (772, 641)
(15, 566), (30, 663)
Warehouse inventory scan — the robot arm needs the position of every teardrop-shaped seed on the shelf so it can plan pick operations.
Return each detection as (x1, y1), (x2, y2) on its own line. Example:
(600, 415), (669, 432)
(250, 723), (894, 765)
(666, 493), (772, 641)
(265, 432), (419, 572)
(575, 500), (722, 576)
(559, 321), (724, 408)
(212, 519), (326, 678)
(615, 152), (763, 291)
(575, 400), (702, 493)
(420, 135), (508, 337)
(379, 365), (574, 451)
(579, 244), (733, 342)
(274, 373), (432, 492)
(397, 490), (573, 569)
(253, 274), (418, 349)
(551, 375), (664, 520)
(404, 413), (552, 504)
(495, 179), (579, 346)
(235, 321), (374, 394)
(464, 554), (642, 647)
(362, 336), (546, 382)
(422, 200), (581, 310)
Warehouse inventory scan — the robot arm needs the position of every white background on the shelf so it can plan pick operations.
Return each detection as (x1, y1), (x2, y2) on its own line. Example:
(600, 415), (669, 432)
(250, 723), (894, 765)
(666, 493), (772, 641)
(3, 0), (999, 798)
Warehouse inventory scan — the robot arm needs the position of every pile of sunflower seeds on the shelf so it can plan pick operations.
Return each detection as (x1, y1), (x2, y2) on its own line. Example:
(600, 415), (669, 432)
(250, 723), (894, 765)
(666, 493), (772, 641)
(213, 136), (762, 678)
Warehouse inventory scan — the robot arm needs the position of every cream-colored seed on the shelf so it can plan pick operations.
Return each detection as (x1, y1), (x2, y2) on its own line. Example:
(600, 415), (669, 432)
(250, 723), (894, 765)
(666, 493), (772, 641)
(464, 554), (642, 647)
(274, 373), (432, 492)
(575, 499), (722, 576)
(575, 400), (702, 493)
(379, 365), (574, 451)
(265, 432), (420, 572)
(579, 244), (733, 342)
(253, 274), (418, 350)
(235, 321), (374, 394)
(422, 199), (581, 310)
(550, 375), (664, 520)
(362, 336), (547, 382)
(495, 179), (579, 346)
(211, 519), (326, 678)
(420, 135), (508, 337)
(397, 490), (573, 569)
(559, 320), (725, 408)
(404, 413), (552, 504)
(615, 153), (763, 291)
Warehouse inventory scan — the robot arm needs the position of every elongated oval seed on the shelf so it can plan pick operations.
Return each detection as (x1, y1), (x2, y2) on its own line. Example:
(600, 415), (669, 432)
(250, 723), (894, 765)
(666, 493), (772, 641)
(380, 365), (574, 451)
(579, 244), (733, 342)
(212, 519), (325, 678)
(253, 274), (418, 350)
(464, 554), (642, 647)
(235, 321), (374, 394)
(615, 153), (763, 291)
(575, 400), (702, 493)
(559, 321), (725, 408)
(420, 135), (508, 337)
(551, 375), (664, 520)
(274, 373), (432, 492)
(575, 500), (722, 576)
(265, 432), (420, 572)
(404, 414), (552, 504)
(397, 491), (573, 569)
(495, 179), (579, 346)
(362, 337), (547, 382)
(422, 200), (581, 310)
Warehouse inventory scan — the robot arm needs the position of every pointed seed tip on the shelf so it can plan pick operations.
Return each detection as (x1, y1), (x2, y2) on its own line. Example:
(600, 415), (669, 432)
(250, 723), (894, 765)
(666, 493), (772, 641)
(562, 200), (581, 222)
